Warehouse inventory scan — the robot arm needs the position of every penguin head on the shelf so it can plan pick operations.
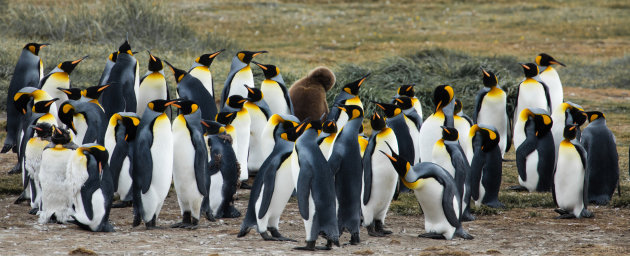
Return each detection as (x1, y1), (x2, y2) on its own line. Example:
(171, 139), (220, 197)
(536, 53), (565, 67)
(82, 84), (110, 100)
(33, 98), (58, 114)
(164, 60), (187, 83)
(216, 111), (238, 125)
(372, 101), (402, 118)
(81, 145), (110, 175)
(108, 51), (118, 62)
(117, 40), (133, 56)
(532, 113), (553, 137)
(469, 124), (500, 152)
(321, 120), (338, 134)
(380, 142), (411, 181)
(147, 99), (176, 113)
(563, 124), (578, 141)
(433, 85), (454, 112)
(342, 73), (370, 95)
(31, 122), (54, 139)
(58, 56), (88, 74)
(252, 61), (281, 80)
(282, 120), (308, 141)
(170, 99), (199, 115)
(481, 68), (498, 88)
(244, 85), (264, 102)
(393, 96), (414, 110)
(58, 102), (77, 134)
(226, 95), (249, 109)
(440, 126), (459, 141)
(337, 104), (364, 120)
(453, 99), (463, 115)
(50, 125), (73, 145)
(24, 43), (49, 55)
(13, 88), (50, 114)
(568, 108), (587, 127)
(201, 120), (226, 135)
(237, 50), (267, 64)
(121, 115), (140, 141)
(147, 51), (163, 72)
(196, 49), (224, 67)
(57, 87), (82, 100)
(585, 111), (606, 122)
(396, 84), (415, 97)
(519, 63), (539, 78)
(370, 112), (386, 132)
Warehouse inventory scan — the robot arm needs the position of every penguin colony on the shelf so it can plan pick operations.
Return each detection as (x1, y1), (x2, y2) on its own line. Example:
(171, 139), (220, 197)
(3, 40), (621, 250)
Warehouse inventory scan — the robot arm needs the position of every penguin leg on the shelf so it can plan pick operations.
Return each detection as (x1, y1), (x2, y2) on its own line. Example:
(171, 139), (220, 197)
(553, 208), (570, 215)
(224, 205), (241, 218)
(187, 217), (199, 230)
(132, 213), (142, 227)
(293, 241), (316, 251)
(146, 215), (163, 230)
(13, 192), (27, 204)
(554, 214), (576, 219)
(8, 162), (21, 175)
(268, 227), (297, 242)
(171, 211), (192, 228)
(375, 220), (392, 235)
(484, 200), (506, 209)
(240, 182), (252, 189)
(507, 185), (529, 191)
(461, 210), (476, 222)
(260, 231), (280, 241)
(111, 201), (133, 208)
(366, 222), (385, 237)
(418, 232), (446, 239)
(28, 207), (39, 215)
(349, 232), (361, 245)
(237, 227), (251, 237)
(580, 209), (594, 219)
(454, 227), (474, 240)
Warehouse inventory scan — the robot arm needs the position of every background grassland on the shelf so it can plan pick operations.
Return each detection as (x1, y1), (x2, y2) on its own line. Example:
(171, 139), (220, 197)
(0, 0), (629, 211)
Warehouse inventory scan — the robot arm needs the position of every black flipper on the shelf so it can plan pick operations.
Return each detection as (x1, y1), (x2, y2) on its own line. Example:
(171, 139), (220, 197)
(362, 133), (378, 205)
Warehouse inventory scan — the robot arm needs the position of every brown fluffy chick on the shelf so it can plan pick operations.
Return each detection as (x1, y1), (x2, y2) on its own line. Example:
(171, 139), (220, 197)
(288, 66), (336, 121)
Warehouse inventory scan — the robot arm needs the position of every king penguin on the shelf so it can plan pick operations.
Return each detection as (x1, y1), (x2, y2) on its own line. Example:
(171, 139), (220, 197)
(514, 108), (555, 192)
(100, 40), (140, 118)
(243, 84), (271, 174)
(189, 49), (224, 98)
(581, 111), (619, 205)
(97, 51), (117, 86)
(221, 50), (267, 108)
(291, 120), (340, 250)
(373, 102), (417, 165)
(326, 74), (369, 129)
(473, 68), (508, 158)
(418, 85), (456, 163)
(23, 122), (53, 214)
(57, 100), (106, 145)
(382, 149), (473, 240)
(535, 53), (566, 111)
(361, 112), (399, 236)
(170, 99), (208, 229)
(81, 85), (111, 108)
(69, 144), (115, 232)
(132, 99), (175, 229)
(252, 61), (293, 115)
(165, 60), (217, 121)
(259, 114), (301, 167)
(513, 63), (551, 128)
(393, 84), (422, 120)
(137, 51), (168, 118)
(453, 99), (474, 164)
(551, 101), (584, 157)
(3, 42), (48, 155)
(468, 124), (504, 208)
(104, 112), (139, 208)
(553, 124), (593, 219)
(221, 95), (252, 185)
(39, 56), (88, 104)
(317, 120), (338, 159)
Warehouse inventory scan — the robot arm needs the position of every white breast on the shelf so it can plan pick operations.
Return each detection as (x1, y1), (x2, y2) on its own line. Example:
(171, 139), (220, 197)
(261, 80), (290, 115)
(414, 178), (457, 240)
(209, 171), (224, 216)
(477, 93), (508, 156)
(518, 150), (540, 192)
(172, 116), (202, 210)
(539, 67), (563, 112)
(454, 116), (473, 164)
(432, 144), (455, 178)
(419, 113), (444, 163)
(245, 103), (269, 171)
(233, 109), (251, 181)
(361, 132), (399, 224)
(228, 67), (254, 99)
(514, 80), (549, 122)
(189, 67), (214, 97)
(137, 73), (167, 117)
(555, 143), (585, 217)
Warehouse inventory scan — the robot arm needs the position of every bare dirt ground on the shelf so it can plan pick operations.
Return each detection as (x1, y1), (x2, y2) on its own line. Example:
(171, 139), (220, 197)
(1, 87), (630, 255)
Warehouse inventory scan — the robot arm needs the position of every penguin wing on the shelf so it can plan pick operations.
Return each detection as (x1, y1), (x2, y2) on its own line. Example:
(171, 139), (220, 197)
(326, 94), (350, 122)
(296, 150), (313, 220)
(362, 134), (378, 205)
(80, 157), (101, 220)
(281, 84), (295, 114)
(326, 130), (347, 175)
(387, 119), (415, 164)
(258, 151), (292, 217)
(540, 81), (552, 112)
(515, 137), (536, 182)
(108, 140), (130, 191)
(405, 112), (422, 130)
(468, 152), (483, 201)
(461, 114), (473, 127)
(442, 184), (462, 228)
(445, 143), (470, 192)
(133, 128), (153, 194)
(473, 89), (488, 123)
(37, 73), (52, 89)
(575, 143), (589, 209)
(191, 129), (208, 197)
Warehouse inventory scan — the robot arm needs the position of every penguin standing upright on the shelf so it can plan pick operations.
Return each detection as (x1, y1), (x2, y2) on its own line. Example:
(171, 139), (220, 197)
(188, 49), (223, 98)
(361, 112), (399, 237)
(373, 102), (416, 166)
(289, 66), (336, 121)
(100, 40), (139, 118)
(418, 85), (455, 163)
(221, 50), (267, 108)
(553, 124), (593, 219)
(317, 120), (338, 159)
(327, 105), (364, 245)
(238, 119), (300, 241)
(393, 96), (422, 163)
(473, 69), (508, 158)
(383, 150), (473, 240)
(104, 112), (139, 208)
(326, 74), (369, 129)
(431, 126), (474, 221)
(514, 108), (555, 192)
(259, 114), (301, 166)
(221, 95), (252, 185)
(581, 111), (619, 205)
(39, 56), (88, 104)
(393, 84), (423, 120)
(137, 51), (168, 118)
(69, 144), (115, 232)
(57, 100), (106, 145)
(23, 122), (53, 214)
(165, 61), (217, 121)
(38, 126), (77, 224)
(513, 63), (551, 127)
(453, 99), (474, 164)
(200, 120), (241, 219)
(3, 42), (48, 155)
(291, 121), (340, 251)
(468, 124), (504, 208)
(252, 61), (293, 115)
(132, 99), (175, 229)
(243, 85), (271, 173)
(170, 99), (208, 229)
(98, 52), (117, 86)
(536, 53), (565, 111)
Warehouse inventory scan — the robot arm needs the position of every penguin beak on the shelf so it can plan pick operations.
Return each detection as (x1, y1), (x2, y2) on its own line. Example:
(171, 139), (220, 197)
(252, 51), (268, 57)
(39, 43), (50, 48)
(357, 73), (371, 87)
(148, 51), (157, 62)
(71, 55), (89, 65)
(481, 68), (490, 77)
(45, 98), (59, 107)
(519, 63), (530, 70)
(243, 84), (255, 94)
(336, 106), (347, 112)
(549, 60), (566, 67)
(98, 162), (103, 176)
(209, 49), (225, 59)
(163, 60), (175, 73)
(57, 88), (72, 94)
(164, 100), (177, 107)
(373, 102), (385, 110)
(200, 120), (210, 128)
(252, 61), (267, 70)
(380, 150), (397, 162)
(98, 84), (111, 92)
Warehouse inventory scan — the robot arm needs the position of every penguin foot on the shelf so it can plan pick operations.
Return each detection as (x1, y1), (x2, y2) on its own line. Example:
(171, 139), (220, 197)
(240, 182), (252, 189)
(100, 222), (115, 232)
(418, 232), (446, 240)
(1, 143), (15, 153)
(455, 228), (474, 240)
(349, 232), (360, 245)
(554, 208), (570, 215)
(315, 245), (333, 250)
(13, 193), (27, 205)
(204, 211), (216, 222)
(294, 241), (316, 251)
(260, 232), (281, 241)
(224, 206), (241, 218)
(507, 185), (529, 192)
(111, 201), (133, 208)
(268, 227), (297, 242)
(237, 227), (251, 237)
(8, 162), (21, 175)
(132, 214), (142, 227)
(461, 212), (476, 222)
(554, 214), (576, 219)
(28, 208), (39, 215)
(580, 209), (594, 218)
(170, 222), (188, 228)
(485, 201), (506, 209)
(367, 223), (385, 237)
(145, 216), (163, 230)
(375, 220), (392, 235)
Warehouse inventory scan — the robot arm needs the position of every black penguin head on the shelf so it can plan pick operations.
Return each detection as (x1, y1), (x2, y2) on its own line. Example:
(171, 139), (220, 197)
(393, 96), (414, 110)
(585, 111), (605, 122)
(453, 99), (463, 115)
(31, 122), (54, 139)
(568, 108), (587, 127)
(108, 51), (118, 62)
(58, 56), (88, 74)
(201, 120), (226, 135)
(24, 43), (49, 55)
(170, 99), (199, 115)
(282, 120), (307, 142)
(244, 85), (263, 102)
(82, 145), (110, 175)
(164, 60), (187, 83)
(536, 53), (565, 67)
(321, 120), (338, 134)
(33, 98), (58, 114)
(563, 124), (578, 141)
(147, 99), (175, 113)
(50, 125), (73, 145)
(147, 51), (163, 72)
(531, 112), (553, 137)
(372, 101), (402, 118)
(440, 126), (459, 141)
(337, 105), (364, 120)
(226, 95), (249, 109)
(481, 68), (498, 88)
(470, 124), (500, 152)
(13, 88), (49, 114)
(57, 87), (82, 100)
(252, 61), (280, 79)
(58, 102), (77, 133)
(196, 49), (224, 67)
(433, 85), (454, 112)
(520, 63), (539, 78)
(117, 40), (133, 56)
(121, 115), (140, 141)
(342, 73), (370, 95)
(83, 84), (110, 100)
(397, 84), (415, 97)
(380, 142), (411, 179)
(237, 50), (267, 64)
(370, 112), (386, 132)
(216, 111), (238, 125)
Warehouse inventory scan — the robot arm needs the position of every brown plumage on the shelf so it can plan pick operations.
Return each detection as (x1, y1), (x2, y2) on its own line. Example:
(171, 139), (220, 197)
(288, 66), (336, 121)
